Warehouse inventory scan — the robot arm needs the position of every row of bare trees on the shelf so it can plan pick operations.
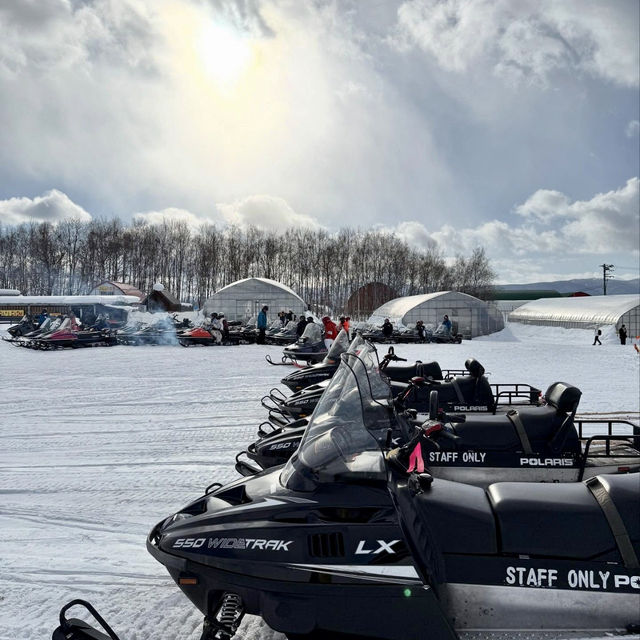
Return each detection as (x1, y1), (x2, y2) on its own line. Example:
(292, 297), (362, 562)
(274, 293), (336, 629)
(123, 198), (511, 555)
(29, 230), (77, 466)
(0, 218), (496, 312)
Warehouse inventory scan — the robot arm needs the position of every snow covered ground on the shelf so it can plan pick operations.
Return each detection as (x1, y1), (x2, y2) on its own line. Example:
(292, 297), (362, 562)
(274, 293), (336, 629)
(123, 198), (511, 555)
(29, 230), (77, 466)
(0, 323), (638, 640)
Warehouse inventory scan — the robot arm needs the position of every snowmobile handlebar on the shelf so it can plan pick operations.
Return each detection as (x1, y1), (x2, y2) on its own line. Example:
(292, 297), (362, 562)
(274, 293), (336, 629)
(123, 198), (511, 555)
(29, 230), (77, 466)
(380, 346), (407, 370)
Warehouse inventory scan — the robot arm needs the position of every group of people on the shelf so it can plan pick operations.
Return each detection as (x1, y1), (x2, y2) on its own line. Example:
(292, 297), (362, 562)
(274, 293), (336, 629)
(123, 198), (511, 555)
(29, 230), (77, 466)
(381, 314), (452, 341)
(593, 324), (628, 346)
(255, 306), (351, 346)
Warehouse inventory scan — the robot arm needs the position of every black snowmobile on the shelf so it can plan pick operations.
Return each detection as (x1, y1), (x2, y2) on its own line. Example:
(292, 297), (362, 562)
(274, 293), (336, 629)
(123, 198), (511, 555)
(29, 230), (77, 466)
(54, 343), (640, 640)
(4, 314), (37, 338)
(237, 350), (637, 479)
(263, 354), (535, 429)
(426, 323), (463, 344)
(273, 321), (327, 365)
(144, 343), (640, 639)
(268, 320), (299, 346)
(280, 329), (353, 391)
(235, 356), (491, 476)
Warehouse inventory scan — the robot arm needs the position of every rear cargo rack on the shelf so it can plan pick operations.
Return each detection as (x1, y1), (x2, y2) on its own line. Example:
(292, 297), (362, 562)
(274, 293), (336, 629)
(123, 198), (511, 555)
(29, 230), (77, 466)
(575, 419), (640, 481)
(491, 383), (542, 412)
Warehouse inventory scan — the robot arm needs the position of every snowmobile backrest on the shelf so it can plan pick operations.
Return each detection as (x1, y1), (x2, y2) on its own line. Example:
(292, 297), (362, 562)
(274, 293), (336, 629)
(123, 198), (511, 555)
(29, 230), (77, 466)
(418, 361), (443, 380)
(544, 382), (581, 415)
(464, 358), (485, 379)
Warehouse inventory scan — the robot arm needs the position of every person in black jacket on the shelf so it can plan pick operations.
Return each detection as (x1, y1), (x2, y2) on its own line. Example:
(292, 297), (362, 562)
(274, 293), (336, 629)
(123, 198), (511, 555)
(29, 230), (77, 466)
(619, 324), (627, 345)
(296, 316), (307, 337)
(382, 318), (393, 339)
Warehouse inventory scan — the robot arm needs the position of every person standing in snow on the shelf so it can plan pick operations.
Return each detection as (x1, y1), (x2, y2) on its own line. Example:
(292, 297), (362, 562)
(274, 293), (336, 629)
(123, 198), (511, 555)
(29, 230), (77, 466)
(220, 314), (229, 340)
(36, 308), (49, 327)
(619, 324), (627, 345)
(416, 320), (426, 342)
(322, 316), (338, 349)
(257, 306), (268, 344)
(593, 328), (602, 346)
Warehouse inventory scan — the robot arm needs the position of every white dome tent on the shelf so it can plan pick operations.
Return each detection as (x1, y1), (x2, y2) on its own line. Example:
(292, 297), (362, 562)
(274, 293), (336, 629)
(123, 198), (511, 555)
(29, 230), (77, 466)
(509, 294), (640, 336)
(368, 291), (504, 338)
(203, 277), (308, 323)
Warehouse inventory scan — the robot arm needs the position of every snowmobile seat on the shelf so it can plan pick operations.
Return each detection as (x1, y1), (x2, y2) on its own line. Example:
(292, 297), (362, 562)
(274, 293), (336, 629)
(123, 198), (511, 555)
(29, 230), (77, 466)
(487, 473), (640, 560)
(450, 405), (559, 450)
(410, 478), (497, 554)
(385, 361), (443, 383)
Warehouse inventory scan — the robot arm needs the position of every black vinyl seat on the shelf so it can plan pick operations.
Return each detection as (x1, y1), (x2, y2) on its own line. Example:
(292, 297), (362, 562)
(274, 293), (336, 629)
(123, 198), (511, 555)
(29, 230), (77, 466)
(450, 381), (582, 455)
(410, 478), (497, 554)
(487, 473), (640, 560)
(452, 406), (560, 450)
(385, 361), (443, 383)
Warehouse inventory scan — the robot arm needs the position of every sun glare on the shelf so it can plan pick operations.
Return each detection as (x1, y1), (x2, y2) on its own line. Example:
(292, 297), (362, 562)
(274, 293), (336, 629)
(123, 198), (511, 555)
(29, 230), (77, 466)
(198, 22), (252, 88)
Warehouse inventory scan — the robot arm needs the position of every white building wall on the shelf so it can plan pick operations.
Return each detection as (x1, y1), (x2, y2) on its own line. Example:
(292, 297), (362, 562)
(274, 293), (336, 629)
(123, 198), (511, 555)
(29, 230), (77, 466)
(368, 291), (504, 338)
(203, 278), (308, 323)
(508, 294), (640, 336)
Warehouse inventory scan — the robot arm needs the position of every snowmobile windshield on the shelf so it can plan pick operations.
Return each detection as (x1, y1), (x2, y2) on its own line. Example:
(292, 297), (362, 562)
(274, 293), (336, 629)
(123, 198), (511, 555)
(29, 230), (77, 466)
(301, 322), (322, 343)
(322, 329), (350, 363)
(281, 341), (394, 492)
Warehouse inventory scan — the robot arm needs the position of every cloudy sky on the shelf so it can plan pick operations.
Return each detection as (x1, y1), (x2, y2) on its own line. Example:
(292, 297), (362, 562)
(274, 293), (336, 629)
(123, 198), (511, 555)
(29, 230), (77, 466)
(0, 0), (638, 283)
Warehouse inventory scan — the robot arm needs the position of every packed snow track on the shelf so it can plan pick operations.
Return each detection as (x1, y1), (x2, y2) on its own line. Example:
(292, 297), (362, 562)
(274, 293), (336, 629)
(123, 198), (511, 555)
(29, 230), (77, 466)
(0, 324), (638, 640)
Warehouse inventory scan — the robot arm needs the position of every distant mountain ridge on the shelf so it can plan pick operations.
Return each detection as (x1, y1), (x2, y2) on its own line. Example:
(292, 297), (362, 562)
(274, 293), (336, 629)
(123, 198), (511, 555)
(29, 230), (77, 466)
(496, 278), (639, 296)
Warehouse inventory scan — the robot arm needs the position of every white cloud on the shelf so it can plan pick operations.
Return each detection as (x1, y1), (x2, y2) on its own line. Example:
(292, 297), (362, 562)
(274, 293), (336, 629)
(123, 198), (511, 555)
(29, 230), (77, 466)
(0, 189), (92, 225)
(393, 0), (639, 87)
(626, 120), (640, 138)
(375, 220), (438, 251)
(132, 207), (217, 230)
(0, 0), (454, 228)
(376, 178), (639, 279)
(217, 195), (323, 231)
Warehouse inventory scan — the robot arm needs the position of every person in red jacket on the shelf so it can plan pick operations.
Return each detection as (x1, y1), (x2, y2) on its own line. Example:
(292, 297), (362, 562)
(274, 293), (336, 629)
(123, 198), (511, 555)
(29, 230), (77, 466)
(322, 316), (338, 349)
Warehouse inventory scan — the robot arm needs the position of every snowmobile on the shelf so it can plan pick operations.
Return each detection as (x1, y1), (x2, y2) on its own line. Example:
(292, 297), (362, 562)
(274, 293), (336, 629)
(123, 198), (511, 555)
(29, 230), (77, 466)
(263, 354), (536, 428)
(267, 322), (327, 365)
(361, 325), (396, 343)
(388, 384), (640, 485)
(389, 325), (430, 344)
(8, 315), (60, 346)
(237, 355), (542, 476)
(53, 343), (640, 640)
(178, 326), (220, 347)
(5, 314), (37, 338)
(35, 328), (117, 350)
(144, 342), (640, 640)
(268, 320), (300, 346)
(426, 323), (463, 344)
(227, 321), (257, 344)
(280, 329), (354, 391)
(117, 316), (177, 346)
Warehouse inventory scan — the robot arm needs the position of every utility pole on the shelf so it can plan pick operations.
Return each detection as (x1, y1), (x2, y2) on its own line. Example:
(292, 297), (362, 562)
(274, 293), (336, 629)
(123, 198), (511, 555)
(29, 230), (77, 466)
(600, 264), (614, 295)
